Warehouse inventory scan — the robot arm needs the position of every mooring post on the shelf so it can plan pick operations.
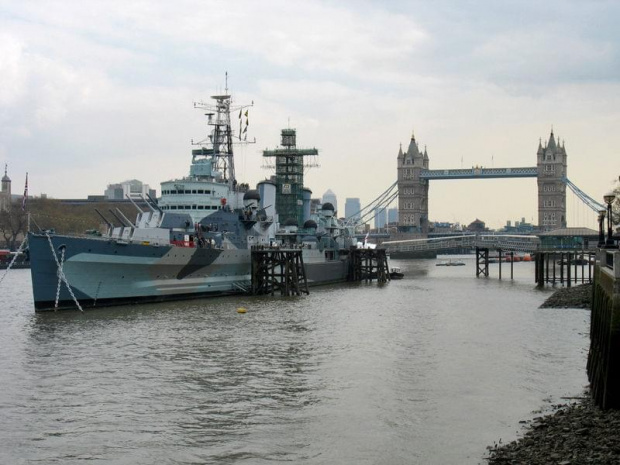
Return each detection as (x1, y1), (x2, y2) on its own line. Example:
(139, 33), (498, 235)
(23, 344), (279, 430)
(538, 252), (545, 287)
(498, 248), (502, 280)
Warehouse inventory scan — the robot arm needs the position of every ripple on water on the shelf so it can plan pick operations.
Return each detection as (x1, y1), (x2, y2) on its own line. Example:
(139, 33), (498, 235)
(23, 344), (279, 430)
(0, 262), (588, 464)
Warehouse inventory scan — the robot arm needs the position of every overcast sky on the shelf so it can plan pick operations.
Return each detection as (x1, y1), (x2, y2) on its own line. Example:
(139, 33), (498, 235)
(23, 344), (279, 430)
(1, 0), (619, 228)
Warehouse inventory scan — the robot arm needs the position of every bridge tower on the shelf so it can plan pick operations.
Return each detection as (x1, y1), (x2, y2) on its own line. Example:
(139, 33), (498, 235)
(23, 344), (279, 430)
(537, 130), (567, 231)
(397, 133), (429, 233)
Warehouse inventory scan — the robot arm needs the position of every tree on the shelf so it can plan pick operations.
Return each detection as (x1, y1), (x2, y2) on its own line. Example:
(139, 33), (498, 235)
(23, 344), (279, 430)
(0, 201), (28, 250)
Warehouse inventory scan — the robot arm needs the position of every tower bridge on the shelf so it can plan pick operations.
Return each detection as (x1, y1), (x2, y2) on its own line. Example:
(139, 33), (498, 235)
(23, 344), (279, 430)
(397, 130), (584, 233)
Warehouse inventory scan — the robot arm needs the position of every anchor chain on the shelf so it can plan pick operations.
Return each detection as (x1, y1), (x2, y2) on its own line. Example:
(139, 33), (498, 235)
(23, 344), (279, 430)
(0, 236), (28, 286)
(45, 234), (83, 312)
(54, 247), (65, 309)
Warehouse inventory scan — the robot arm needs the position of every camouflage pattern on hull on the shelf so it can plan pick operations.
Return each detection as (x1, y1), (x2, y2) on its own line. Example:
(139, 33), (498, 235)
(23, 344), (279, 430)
(28, 233), (251, 311)
(28, 233), (350, 311)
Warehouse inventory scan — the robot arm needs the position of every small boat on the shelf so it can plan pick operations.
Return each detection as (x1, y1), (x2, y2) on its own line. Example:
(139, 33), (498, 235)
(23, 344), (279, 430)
(389, 267), (404, 279)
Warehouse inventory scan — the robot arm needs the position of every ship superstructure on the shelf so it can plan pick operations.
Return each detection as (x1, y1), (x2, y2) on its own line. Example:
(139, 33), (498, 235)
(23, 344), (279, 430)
(262, 128), (319, 227)
(159, 86), (253, 223)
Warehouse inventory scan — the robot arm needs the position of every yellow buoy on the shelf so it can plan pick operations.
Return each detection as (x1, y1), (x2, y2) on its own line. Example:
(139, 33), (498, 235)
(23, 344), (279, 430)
(237, 307), (247, 314)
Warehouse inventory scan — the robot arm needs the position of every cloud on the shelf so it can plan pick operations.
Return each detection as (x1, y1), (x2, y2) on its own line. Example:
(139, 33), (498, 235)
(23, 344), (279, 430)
(0, 0), (618, 228)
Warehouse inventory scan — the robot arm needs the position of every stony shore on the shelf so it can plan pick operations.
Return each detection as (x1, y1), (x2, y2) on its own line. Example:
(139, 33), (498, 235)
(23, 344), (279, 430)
(484, 283), (620, 464)
(485, 396), (620, 464)
(539, 283), (593, 309)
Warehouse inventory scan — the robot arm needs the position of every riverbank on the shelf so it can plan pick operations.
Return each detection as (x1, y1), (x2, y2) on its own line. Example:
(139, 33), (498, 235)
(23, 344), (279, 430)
(485, 395), (620, 464)
(539, 283), (592, 309)
(486, 283), (610, 464)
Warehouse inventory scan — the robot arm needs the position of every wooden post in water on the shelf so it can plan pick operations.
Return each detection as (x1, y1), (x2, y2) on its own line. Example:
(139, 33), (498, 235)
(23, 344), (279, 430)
(498, 249), (502, 280)
(536, 252), (544, 287)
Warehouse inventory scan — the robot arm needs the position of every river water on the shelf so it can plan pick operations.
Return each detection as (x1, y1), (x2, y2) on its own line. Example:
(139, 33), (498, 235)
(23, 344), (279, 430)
(0, 258), (589, 464)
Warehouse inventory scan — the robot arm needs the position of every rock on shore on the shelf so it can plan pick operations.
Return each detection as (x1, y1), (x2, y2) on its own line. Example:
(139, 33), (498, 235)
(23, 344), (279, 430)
(485, 395), (620, 464)
(539, 283), (592, 309)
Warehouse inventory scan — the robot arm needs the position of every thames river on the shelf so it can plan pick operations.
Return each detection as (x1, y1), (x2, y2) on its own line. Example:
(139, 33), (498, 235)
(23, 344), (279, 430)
(0, 258), (589, 464)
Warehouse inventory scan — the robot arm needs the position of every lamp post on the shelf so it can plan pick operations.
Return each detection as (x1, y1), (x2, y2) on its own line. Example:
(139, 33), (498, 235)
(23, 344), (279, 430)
(603, 191), (616, 248)
(598, 209), (606, 247)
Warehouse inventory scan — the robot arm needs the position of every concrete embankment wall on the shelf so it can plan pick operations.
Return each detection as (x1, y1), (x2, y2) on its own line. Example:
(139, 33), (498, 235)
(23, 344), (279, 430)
(587, 250), (620, 409)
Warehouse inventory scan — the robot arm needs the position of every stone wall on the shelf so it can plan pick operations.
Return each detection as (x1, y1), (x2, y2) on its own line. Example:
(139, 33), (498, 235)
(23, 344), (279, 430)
(588, 250), (620, 409)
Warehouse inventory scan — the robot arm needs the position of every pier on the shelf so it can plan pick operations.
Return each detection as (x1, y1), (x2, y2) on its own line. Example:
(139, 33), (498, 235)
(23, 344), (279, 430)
(534, 251), (596, 287)
(475, 248), (517, 279)
(250, 247), (309, 296)
(349, 248), (390, 283)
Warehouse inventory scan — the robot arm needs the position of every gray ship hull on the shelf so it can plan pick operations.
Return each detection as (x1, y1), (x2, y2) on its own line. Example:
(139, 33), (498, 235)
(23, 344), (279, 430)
(28, 233), (349, 311)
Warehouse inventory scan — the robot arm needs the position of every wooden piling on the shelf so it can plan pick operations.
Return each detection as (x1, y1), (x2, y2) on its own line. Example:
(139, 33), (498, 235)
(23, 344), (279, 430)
(251, 247), (309, 296)
(349, 248), (390, 283)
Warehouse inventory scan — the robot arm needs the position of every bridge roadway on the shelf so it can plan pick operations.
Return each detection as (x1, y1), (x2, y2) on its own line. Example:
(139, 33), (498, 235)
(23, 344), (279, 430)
(420, 167), (538, 180)
(381, 234), (541, 254)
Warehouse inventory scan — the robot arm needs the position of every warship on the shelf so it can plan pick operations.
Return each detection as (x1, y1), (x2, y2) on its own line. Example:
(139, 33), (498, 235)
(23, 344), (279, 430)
(28, 87), (357, 311)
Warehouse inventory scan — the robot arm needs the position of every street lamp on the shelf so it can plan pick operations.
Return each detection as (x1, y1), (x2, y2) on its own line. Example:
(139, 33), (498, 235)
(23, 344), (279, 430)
(603, 191), (616, 248)
(598, 209), (606, 247)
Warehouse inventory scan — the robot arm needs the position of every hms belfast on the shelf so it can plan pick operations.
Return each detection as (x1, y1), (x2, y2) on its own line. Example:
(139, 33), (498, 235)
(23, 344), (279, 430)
(27, 84), (358, 311)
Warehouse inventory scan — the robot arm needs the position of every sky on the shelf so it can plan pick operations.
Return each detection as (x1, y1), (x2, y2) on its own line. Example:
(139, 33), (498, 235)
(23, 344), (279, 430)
(1, 0), (619, 229)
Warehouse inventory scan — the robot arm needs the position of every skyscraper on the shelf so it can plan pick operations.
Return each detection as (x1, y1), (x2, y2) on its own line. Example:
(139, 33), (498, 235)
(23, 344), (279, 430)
(345, 197), (361, 221)
(387, 207), (398, 224)
(374, 206), (387, 229)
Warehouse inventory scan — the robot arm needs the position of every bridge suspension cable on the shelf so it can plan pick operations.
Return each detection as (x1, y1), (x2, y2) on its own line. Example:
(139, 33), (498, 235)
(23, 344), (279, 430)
(563, 177), (605, 212)
(345, 181), (398, 225)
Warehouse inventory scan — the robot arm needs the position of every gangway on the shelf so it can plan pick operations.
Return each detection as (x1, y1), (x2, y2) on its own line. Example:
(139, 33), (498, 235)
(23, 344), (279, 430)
(382, 234), (541, 254)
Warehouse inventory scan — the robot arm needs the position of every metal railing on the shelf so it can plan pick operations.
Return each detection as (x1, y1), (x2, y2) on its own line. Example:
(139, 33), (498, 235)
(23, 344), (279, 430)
(382, 233), (541, 254)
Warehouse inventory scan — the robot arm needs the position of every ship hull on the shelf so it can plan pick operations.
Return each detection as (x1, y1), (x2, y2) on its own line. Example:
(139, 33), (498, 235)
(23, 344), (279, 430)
(28, 233), (349, 311)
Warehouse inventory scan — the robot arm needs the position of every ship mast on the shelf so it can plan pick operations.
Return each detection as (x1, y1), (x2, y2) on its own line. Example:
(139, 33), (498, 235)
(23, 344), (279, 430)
(192, 74), (254, 191)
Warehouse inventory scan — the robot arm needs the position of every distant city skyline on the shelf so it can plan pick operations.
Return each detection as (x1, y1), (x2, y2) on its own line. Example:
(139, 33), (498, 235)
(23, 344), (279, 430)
(1, 1), (619, 229)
